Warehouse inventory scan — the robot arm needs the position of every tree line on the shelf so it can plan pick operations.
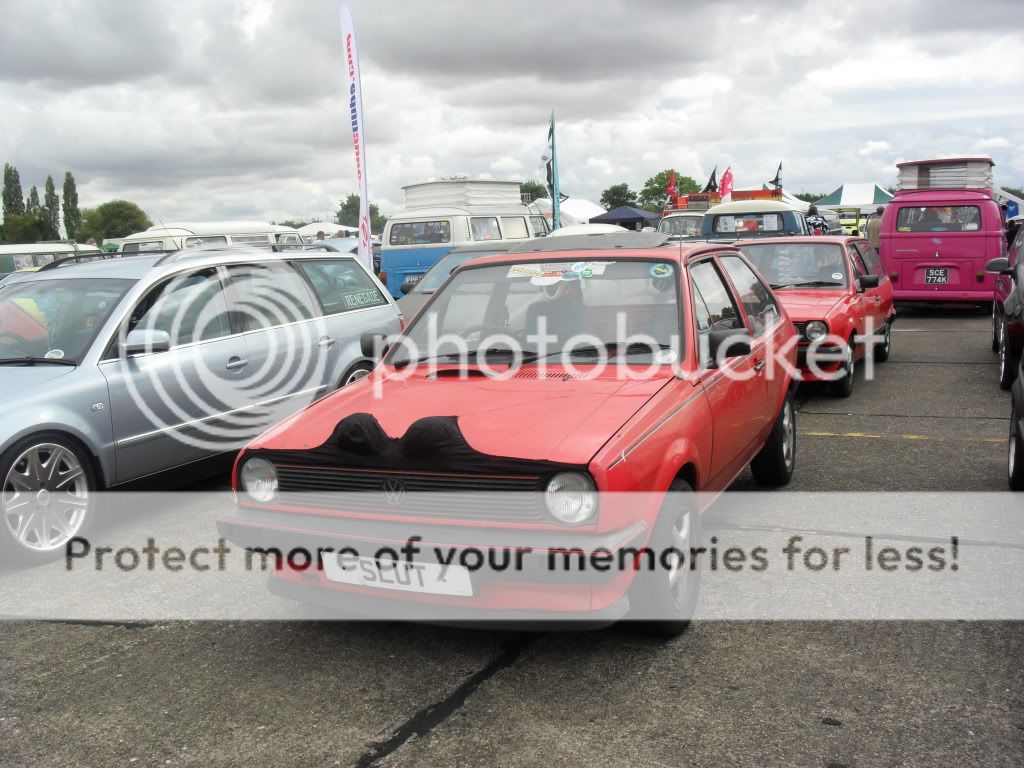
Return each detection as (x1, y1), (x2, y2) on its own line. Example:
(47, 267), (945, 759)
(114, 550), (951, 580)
(1, 162), (151, 245)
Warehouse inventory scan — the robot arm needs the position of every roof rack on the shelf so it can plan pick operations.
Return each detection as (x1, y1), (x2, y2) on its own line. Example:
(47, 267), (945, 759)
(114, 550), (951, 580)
(507, 232), (670, 254)
(35, 253), (114, 272)
(152, 242), (304, 266)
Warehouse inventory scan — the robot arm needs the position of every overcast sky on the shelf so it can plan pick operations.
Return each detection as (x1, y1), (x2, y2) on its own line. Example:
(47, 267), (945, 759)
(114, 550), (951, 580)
(1, 0), (1022, 225)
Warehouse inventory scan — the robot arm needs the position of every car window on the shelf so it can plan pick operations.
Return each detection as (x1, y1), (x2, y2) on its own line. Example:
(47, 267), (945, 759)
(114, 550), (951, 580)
(718, 255), (779, 337)
(122, 241), (165, 253)
(128, 268), (232, 348)
(689, 259), (744, 366)
(225, 262), (315, 331)
(183, 236), (228, 249)
(848, 247), (869, 278)
(294, 258), (389, 314)
(500, 217), (530, 239)
(471, 217), (501, 241)
(852, 242), (883, 276)
(529, 216), (549, 236)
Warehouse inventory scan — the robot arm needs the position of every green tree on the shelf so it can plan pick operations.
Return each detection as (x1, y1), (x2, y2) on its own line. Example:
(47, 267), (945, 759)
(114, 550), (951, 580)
(62, 171), (81, 240)
(2, 210), (49, 243)
(78, 200), (152, 242)
(3, 163), (25, 219)
(520, 180), (549, 202)
(335, 193), (386, 234)
(276, 219), (311, 230)
(25, 185), (40, 213)
(44, 175), (60, 238)
(638, 170), (700, 212)
(599, 182), (638, 210)
(794, 192), (824, 203)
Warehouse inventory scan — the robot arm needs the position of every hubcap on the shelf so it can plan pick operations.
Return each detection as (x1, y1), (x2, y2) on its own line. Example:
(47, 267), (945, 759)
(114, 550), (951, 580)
(2, 443), (89, 552)
(345, 367), (371, 386)
(1000, 324), (1008, 376)
(1011, 407), (1019, 478)
(782, 402), (795, 469)
(883, 324), (891, 354)
(666, 511), (693, 608)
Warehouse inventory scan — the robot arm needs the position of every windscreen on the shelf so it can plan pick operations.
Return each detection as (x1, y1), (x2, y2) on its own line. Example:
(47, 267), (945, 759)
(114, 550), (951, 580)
(739, 243), (849, 289)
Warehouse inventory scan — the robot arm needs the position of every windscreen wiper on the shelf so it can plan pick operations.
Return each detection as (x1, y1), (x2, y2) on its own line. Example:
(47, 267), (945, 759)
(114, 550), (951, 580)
(0, 357), (77, 366)
(770, 280), (844, 289)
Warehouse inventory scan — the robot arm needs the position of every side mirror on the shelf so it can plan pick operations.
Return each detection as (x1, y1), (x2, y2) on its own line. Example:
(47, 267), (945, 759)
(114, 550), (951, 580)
(985, 257), (1011, 275)
(122, 329), (171, 357)
(360, 332), (390, 359)
(707, 329), (751, 366)
(400, 281), (414, 295)
(859, 274), (881, 290)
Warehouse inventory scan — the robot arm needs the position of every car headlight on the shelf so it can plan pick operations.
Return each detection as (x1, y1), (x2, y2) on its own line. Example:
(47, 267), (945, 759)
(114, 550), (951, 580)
(804, 321), (828, 342)
(240, 457), (278, 503)
(544, 472), (597, 525)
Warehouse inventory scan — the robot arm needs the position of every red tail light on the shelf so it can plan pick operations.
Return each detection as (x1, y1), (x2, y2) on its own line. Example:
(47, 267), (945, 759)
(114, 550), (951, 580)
(889, 272), (898, 281)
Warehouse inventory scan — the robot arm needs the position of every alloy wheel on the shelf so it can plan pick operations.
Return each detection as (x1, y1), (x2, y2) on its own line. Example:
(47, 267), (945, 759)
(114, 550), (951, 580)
(2, 443), (90, 552)
(782, 401), (795, 470)
(666, 510), (693, 609)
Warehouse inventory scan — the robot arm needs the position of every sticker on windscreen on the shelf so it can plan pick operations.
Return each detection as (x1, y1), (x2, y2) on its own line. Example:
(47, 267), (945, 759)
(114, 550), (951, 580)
(44, 349), (65, 359)
(831, 272), (843, 281)
(507, 262), (612, 284)
(650, 263), (672, 278)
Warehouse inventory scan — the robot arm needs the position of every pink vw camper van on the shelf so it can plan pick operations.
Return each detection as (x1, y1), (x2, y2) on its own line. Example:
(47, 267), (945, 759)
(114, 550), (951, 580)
(880, 157), (1005, 303)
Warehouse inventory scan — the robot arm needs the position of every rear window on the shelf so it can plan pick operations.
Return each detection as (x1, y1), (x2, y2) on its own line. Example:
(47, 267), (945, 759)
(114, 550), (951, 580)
(895, 206), (981, 233)
(713, 213), (785, 234)
(294, 258), (389, 315)
(390, 221), (451, 245)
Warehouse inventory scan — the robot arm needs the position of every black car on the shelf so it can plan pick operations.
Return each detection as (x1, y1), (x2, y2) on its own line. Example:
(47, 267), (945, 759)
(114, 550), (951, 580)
(987, 233), (1024, 390)
(1010, 357), (1024, 490)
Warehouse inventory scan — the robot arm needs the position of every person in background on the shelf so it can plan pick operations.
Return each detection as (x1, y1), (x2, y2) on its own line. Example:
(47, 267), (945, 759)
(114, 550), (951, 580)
(86, 238), (98, 246)
(315, 231), (326, 241)
(805, 205), (828, 235)
(866, 206), (884, 250)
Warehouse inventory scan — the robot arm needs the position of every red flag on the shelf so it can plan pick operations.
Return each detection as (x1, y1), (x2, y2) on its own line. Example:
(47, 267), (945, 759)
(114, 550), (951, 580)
(720, 166), (734, 199)
(665, 170), (677, 198)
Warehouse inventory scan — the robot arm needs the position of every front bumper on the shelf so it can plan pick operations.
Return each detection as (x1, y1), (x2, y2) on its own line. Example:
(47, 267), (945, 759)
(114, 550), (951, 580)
(795, 344), (846, 382)
(217, 504), (649, 619)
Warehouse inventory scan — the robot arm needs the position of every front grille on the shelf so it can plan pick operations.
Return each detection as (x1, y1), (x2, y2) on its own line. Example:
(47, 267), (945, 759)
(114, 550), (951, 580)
(792, 321), (808, 340)
(274, 464), (546, 522)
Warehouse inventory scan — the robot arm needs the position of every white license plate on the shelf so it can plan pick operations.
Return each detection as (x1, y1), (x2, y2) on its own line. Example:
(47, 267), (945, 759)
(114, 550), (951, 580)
(404, 273), (424, 285)
(924, 268), (949, 284)
(322, 555), (473, 596)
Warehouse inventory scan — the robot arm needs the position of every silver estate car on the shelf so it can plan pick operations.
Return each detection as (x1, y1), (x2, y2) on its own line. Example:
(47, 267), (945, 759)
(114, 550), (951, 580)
(0, 248), (401, 560)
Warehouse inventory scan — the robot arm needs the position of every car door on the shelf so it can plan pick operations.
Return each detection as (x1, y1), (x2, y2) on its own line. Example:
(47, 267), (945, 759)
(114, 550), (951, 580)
(222, 261), (335, 431)
(848, 242), (887, 334)
(689, 258), (768, 487)
(292, 257), (397, 386)
(98, 267), (252, 483)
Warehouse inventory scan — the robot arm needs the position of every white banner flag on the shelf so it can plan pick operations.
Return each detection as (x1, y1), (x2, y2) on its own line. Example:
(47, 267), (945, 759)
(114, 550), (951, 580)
(339, 0), (372, 271)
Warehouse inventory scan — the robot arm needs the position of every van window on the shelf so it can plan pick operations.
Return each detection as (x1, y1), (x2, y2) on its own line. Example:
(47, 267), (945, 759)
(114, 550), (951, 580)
(123, 241), (165, 253)
(895, 206), (981, 233)
(295, 258), (388, 314)
(500, 216), (530, 239)
(714, 213), (785, 234)
(530, 216), (549, 236)
(230, 234), (271, 244)
(470, 217), (501, 241)
(184, 236), (228, 248)
(390, 221), (451, 246)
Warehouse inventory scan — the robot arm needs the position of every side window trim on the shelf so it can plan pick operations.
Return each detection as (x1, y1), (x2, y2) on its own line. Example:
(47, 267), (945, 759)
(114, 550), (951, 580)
(711, 253), (758, 336)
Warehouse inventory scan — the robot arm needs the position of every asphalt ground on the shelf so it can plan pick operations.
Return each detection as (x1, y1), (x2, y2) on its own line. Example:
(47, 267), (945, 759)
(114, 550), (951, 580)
(1, 307), (1022, 767)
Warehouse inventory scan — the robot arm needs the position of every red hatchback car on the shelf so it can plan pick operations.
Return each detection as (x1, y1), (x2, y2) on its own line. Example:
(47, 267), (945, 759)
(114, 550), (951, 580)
(218, 234), (798, 633)
(738, 236), (895, 396)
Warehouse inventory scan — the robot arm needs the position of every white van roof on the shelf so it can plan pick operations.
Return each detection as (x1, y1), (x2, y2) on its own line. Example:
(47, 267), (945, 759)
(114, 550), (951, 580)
(0, 242), (101, 255)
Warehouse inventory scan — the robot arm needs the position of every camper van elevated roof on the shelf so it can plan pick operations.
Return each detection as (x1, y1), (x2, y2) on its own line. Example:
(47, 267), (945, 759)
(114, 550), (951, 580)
(401, 179), (525, 210)
(896, 157), (994, 192)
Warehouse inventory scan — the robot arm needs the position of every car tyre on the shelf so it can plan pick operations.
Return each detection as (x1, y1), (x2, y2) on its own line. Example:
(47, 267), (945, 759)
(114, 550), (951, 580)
(992, 303), (1001, 353)
(874, 321), (892, 363)
(750, 394), (796, 486)
(339, 361), (374, 388)
(1010, 403), (1024, 491)
(0, 434), (97, 564)
(830, 340), (856, 398)
(998, 320), (1017, 391)
(628, 479), (702, 637)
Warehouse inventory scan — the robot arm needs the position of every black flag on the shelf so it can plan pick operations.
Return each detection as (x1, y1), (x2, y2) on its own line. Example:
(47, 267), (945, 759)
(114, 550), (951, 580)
(702, 166), (718, 193)
(769, 162), (783, 189)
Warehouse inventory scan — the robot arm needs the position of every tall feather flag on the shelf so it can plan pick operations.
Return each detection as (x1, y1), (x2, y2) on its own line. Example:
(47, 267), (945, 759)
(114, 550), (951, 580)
(769, 162), (783, 190)
(338, 0), (372, 270)
(665, 170), (678, 199)
(702, 166), (718, 193)
(541, 111), (562, 229)
(719, 166), (734, 199)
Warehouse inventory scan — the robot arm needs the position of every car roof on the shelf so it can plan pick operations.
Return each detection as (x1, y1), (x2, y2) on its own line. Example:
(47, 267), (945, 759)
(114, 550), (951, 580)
(455, 239), (735, 272)
(734, 236), (860, 247)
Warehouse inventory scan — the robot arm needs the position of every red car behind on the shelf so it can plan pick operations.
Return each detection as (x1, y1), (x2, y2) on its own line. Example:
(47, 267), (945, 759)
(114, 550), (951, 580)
(738, 236), (896, 396)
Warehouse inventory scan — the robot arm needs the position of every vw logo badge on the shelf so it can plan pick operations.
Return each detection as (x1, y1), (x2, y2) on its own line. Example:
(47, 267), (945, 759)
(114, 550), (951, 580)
(381, 477), (407, 506)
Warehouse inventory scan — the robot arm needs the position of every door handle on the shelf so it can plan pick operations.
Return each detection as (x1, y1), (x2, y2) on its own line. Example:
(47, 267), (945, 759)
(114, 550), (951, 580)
(753, 358), (766, 372)
(317, 336), (336, 349)
(225, 357), (248, 370)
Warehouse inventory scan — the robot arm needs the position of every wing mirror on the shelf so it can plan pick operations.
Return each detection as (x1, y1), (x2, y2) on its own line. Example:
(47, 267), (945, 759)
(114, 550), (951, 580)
(707, 329), (751, 367)
(859, 274), (881, 290)
(985, 257), (1013, 276)
(399, 281), (414, 295)
(360, 332), (390, 359)
(122, 329), (171, 357)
